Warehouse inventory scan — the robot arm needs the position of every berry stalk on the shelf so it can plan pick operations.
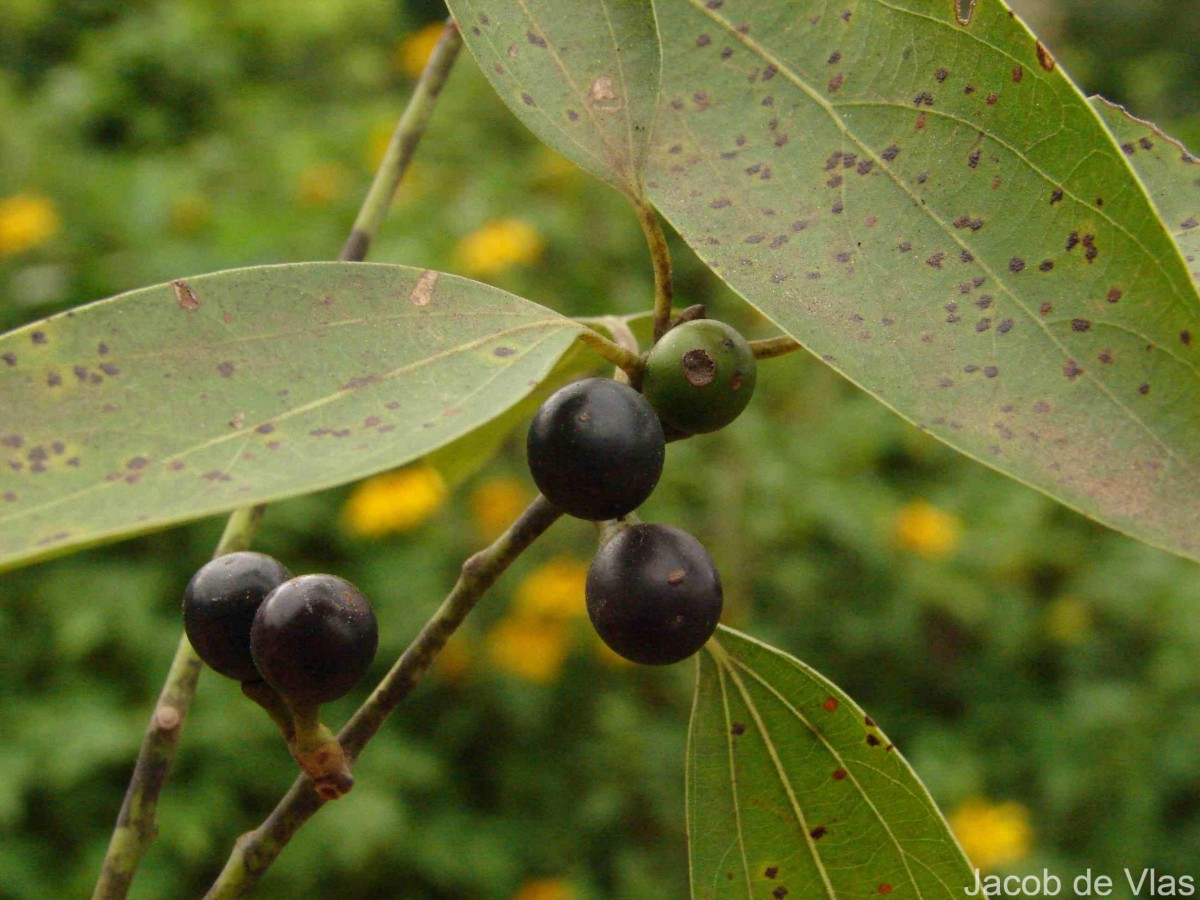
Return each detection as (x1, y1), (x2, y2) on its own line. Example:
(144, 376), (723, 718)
(203, 495), (564, 898)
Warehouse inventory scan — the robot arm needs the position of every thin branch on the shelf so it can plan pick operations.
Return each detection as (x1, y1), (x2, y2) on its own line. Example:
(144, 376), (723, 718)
(636, 202), (675, 343)
(94, 22), (465, 900)
(576, 328), (645, 385)
(204, 496), (564, 899)
(750, 335), (803, 360)
(340, 19), (463, 262)
(92, 506), (265, 900)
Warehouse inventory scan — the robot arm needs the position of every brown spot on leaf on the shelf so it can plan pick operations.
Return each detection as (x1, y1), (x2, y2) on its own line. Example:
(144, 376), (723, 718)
(1072, 319), (1091, 332)
(730, 722), (746, 735)
(172, 280), (200, 310)
(827, 73), (845, 93)
(521, 91), (536, 106)
(1183, 331), (1193, 346)
(217, 361), (235, 378)
(1063, 360), (1083, 380)
(1013, 66), (1023, 82)
(410, 269), (438, 306)
(810, 826), (827, 840)
(587, 75), (622, 113)
(866, 734), (882, 747)
(1036, 41), (1055, 71)
(986, 92), (999, 105)
(832, 768), (847, 780)
(1009, 257), (1026, 273)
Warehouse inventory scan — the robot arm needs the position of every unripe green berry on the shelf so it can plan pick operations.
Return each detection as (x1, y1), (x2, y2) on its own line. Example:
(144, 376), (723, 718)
(642, 320), (757, 434)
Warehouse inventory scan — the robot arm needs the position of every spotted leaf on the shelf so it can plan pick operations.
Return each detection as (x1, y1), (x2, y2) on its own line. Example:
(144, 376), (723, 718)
(0, 263), (585, 571)
(690, 626), (975, 899)
(647, 0), (1200, 562)
(445, 0), (660, 199)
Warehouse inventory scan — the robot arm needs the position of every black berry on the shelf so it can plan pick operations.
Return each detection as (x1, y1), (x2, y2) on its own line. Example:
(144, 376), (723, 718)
(182, 551), (293, 682)
(527, 377), (665, 520)
(250, 574), (379, 706)
(586, 523), (723, 665)
(642, 319), (757, 434)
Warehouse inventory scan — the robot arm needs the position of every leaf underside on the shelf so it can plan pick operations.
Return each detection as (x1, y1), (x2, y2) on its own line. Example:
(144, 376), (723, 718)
(0, 263), (582, 571)
(646, 0), (1200, 561)
(689, 626), (975, 899)
(445, 0), (661, 199)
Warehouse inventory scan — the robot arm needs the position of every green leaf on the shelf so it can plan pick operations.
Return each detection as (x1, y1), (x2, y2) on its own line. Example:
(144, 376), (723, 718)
(646, 0), (1200, 562)
(445, 0), (661, 199)
(690, 626), (974, 898)
(0, 263), (583, 571)
(1090, 97), (1200, 288)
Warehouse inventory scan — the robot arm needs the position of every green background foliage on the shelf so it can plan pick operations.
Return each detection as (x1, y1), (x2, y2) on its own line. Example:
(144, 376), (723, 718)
(1, 1), (1198, 897)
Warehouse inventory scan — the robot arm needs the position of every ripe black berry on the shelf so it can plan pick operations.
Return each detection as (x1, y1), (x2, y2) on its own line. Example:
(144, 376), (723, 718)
(586, 523), (723, 665)
(250, 574), (379, 707)
(182, 552), (293, 682)
(642, 319), (757, 434)
(527, 377), (665, 520)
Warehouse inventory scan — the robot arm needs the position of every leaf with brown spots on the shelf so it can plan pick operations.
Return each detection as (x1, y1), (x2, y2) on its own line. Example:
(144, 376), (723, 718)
(0, 263), (586, 572)
(1090, 97), (1200, 291)
(647, 0), (1200, 563)
(445, 0), (660, 200)
(689, 627), (973, 898)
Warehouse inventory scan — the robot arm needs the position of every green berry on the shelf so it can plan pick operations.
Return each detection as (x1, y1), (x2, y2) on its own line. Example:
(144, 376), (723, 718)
(182, 552), (293, 682)
(586, 523), (723, 665)
(250, 574), (378, 706)
(642, 320), (757, 434)
(527, 377), (665, 520)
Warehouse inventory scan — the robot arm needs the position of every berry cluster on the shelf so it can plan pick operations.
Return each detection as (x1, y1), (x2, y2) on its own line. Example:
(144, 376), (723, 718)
(182, 553), (378, 797)
(527, 318), (757, 665)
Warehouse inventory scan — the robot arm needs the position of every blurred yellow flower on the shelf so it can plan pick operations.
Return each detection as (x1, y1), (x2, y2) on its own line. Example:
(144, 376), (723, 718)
(341, 464), (447, 538)
(1044, 595), (1092, 645)
(168, 194), (211, 235)
(512, 558), (588, 621)
(396, 22), (445, 79)
(296, 162), (349, 207)
(454, 218), (544, 278)
(0, 193), (60, 256)
(513, 878), (578, 900)
(531, 147), (582, 191)
(469, 475), (530, 542)
(487, 615), (571, 685)
(894, 500), (962, 559)
(950, 797), (1033, 871)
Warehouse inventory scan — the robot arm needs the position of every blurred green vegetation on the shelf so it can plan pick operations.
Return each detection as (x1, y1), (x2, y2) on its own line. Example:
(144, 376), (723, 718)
(1, 1), (1198, 897)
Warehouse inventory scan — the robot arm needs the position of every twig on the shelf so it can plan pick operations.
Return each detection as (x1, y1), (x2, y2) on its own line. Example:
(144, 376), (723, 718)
(92, 506), (265, 900)
(340, 19), (463, 262)
(576, 328), (645, 384)
(636, 203), (675, 343)
(750, 335), (802, 360)
(93, 20), (464, 900)
(204, 496), (564, 898)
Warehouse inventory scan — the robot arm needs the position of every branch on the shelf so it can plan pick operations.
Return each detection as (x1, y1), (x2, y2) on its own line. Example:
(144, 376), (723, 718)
(92, 506), (265, 900)
(636, 202), (675, 343)
(340, 19), (463, 262)
(94, 21), (465, 900)
(750, 335), (802, 360)
(575, 328), (645, 385)
(204, 496), (564, 898)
